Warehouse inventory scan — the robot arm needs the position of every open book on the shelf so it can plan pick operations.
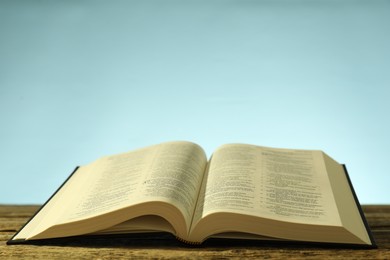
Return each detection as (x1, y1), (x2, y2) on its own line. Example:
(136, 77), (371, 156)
(8, 141), (375, 247)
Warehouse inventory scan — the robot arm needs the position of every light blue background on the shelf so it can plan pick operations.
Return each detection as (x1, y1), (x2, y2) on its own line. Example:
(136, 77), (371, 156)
(1, 0), (389, 204)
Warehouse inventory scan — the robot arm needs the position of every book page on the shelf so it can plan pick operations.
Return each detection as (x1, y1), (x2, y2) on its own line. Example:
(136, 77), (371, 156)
(65, 141), (207, 224)
(323, 154), (372, 245)
(193, 144), (341, 227)
(22, 141), (207, 239)
(136, 141), (207, 223)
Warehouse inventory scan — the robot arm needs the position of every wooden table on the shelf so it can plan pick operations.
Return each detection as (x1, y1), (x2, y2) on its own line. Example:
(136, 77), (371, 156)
(1, 205), (389, 259)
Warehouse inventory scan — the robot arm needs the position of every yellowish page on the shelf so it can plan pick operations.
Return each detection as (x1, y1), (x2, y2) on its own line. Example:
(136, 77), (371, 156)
(193, 144), (341, 228)
(64, 141), (207, 223)
(18, 141), (207, 240)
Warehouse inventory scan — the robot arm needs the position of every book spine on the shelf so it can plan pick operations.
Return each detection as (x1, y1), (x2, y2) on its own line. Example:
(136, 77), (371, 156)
(175, 236), (202, 246)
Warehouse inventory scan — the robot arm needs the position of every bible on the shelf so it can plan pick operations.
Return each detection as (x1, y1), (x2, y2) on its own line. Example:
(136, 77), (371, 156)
(7, 141), (375, 247)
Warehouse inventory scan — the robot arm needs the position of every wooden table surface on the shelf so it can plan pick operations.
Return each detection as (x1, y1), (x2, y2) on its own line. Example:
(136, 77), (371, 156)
(1, 205), (389, 259)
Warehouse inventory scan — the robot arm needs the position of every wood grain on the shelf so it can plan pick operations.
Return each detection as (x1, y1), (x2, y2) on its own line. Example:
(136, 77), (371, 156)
(1, 205), (389, 259)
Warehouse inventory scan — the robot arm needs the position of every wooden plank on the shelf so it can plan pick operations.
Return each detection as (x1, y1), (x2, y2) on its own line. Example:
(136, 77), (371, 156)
(0, 205), (39, 217)
(1, 205), (389, 259)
